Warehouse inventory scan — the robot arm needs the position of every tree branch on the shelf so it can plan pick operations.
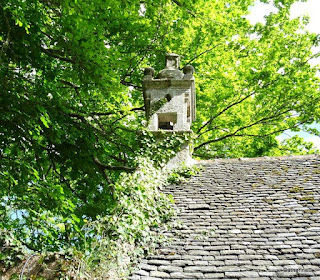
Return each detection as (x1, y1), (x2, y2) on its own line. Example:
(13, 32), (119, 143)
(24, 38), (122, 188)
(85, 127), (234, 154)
(66, 105), (144, 118)
(184, 44), (223, 66)
(65, 112), (136, 153)
(196, 76), (283, 134)
(40, 47), (75, 63)
(59, 79), (80, 89)
(196, 90), (256, 134)
(120, 80), (142, 90)
(195, 108), (292, 151)
(233, 123), (302, 138)
(121, 23), (162, 81)
(171, 0), (196, 17)
(93, 157), (135, 172)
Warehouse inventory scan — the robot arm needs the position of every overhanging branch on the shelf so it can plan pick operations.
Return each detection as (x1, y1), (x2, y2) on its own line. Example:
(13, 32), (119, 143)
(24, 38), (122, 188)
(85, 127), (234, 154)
(93, 157), (135, 172)
(195, 108), (292, 151)
(40, 47), (75, 63)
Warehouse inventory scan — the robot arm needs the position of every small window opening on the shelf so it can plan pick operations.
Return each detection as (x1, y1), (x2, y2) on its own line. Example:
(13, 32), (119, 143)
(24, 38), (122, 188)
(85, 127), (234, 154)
(159, 122), (174, 130)
(157, 112), (177, 130)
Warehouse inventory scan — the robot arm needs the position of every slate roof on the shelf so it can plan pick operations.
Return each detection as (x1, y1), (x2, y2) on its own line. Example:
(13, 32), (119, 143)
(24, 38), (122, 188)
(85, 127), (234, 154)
(130, 155), (320, 280)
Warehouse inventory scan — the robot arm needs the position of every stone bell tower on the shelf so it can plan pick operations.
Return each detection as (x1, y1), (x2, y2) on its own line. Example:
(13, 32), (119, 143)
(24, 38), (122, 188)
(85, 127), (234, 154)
(142, 53), (196, 167)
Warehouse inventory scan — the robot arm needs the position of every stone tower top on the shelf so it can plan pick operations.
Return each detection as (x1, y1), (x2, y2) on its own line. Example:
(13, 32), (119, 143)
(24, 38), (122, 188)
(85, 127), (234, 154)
(156, 53), (184, 80)
(142, 53), (196, 131)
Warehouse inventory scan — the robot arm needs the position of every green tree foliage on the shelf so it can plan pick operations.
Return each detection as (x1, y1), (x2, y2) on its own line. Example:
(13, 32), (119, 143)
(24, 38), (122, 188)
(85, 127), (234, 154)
(1, 0), (319, 256)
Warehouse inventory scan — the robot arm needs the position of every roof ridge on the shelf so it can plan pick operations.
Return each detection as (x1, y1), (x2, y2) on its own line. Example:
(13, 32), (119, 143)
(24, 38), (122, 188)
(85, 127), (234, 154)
(196, 153), (319, 165)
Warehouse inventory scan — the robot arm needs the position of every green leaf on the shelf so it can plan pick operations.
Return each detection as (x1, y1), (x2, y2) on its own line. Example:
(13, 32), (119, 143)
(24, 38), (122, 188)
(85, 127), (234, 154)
(40, 116), (49, 128)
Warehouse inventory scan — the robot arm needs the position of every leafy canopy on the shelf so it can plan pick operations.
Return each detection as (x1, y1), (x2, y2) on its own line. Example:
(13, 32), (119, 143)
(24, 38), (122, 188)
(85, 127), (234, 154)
(0, 0), (319, 254)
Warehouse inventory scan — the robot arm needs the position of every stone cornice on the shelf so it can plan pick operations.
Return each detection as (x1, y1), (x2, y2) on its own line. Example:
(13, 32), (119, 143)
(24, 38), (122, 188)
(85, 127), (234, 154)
(143, 78), (194, 90)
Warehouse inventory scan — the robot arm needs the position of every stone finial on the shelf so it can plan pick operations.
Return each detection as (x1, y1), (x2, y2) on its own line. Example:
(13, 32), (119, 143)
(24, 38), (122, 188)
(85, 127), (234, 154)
(183, 65), (195, 80)
(165, 53), (180, 69)
(156, 53), (183, 80)
(183, 65), (195, 75)
(143, 67), (155, 80)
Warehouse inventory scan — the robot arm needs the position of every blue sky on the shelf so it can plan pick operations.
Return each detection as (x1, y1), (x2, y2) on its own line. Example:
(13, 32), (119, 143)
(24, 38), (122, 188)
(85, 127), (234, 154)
(277, 123), (320, 149)
(248, 0), (320, 149)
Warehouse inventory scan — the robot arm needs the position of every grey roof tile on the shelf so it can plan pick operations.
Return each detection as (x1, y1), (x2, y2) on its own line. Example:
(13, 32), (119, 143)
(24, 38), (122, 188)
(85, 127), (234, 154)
(131, 155), (320, 279)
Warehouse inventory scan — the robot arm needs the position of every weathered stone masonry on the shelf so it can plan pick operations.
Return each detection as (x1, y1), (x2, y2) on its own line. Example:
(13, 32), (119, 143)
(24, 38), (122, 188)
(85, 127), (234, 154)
(131, 155), (320, 280)
(142, 53), (196, 167)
